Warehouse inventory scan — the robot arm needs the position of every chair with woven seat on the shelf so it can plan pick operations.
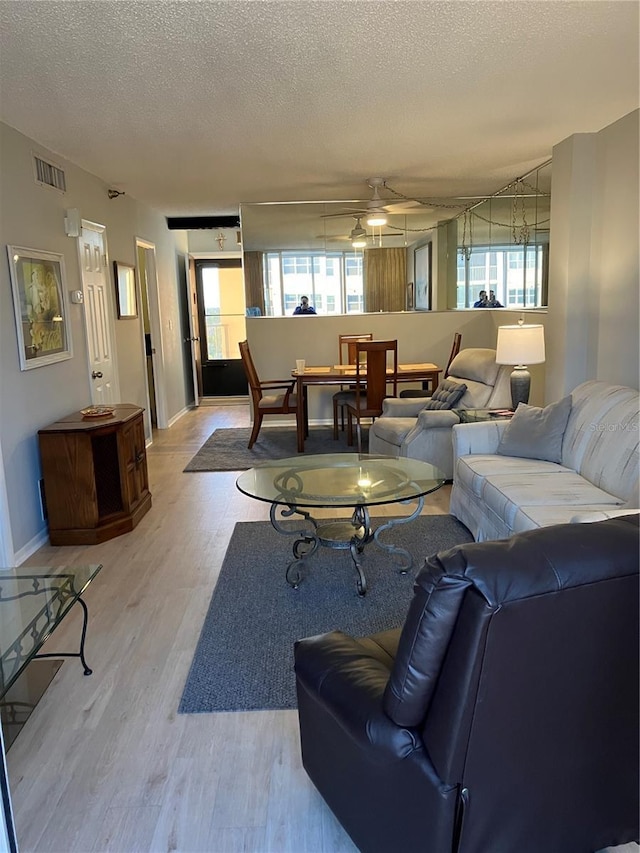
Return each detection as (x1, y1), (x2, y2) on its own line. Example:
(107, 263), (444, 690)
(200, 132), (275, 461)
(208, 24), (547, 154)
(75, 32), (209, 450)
(344, 339), (398, 453)
(239, 339), (297, 449)
(400, 331), (462, 398)
(332, 333), (373, 439)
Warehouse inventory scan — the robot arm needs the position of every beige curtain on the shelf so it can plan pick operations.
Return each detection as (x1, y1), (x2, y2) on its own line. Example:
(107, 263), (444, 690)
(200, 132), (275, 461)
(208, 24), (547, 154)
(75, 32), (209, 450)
(364, 248), (407, 313)
(243, 251), (265, 315)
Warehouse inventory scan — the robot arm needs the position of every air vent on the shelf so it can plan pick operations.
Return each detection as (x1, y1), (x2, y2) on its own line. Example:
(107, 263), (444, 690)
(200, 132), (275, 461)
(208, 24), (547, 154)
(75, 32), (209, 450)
(33, 153), (66, 192)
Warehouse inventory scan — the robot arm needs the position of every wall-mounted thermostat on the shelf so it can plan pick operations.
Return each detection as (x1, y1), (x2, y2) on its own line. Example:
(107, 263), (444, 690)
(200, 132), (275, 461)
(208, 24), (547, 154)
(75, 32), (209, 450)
(70, 290), (84, 304)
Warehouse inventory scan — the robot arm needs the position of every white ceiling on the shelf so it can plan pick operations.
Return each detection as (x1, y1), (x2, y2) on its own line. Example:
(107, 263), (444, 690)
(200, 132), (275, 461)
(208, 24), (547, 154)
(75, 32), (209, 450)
(0, 1), (638, 217)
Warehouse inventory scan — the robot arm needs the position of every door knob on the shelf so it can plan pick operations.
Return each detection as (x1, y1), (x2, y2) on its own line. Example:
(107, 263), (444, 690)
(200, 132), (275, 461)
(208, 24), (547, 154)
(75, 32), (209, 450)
(92, 371), (103, 379)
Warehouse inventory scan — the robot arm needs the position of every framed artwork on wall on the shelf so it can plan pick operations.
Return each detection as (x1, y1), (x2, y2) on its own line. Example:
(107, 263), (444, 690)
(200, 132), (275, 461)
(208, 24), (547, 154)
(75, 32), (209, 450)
(113, 261), (138, 319)
(7, 245), (73, 370)
(414, 242), (432, 311)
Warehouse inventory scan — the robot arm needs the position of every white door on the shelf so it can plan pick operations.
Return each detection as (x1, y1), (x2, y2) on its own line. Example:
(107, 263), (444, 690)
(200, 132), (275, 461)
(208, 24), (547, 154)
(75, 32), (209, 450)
(80, 224), (118, 403)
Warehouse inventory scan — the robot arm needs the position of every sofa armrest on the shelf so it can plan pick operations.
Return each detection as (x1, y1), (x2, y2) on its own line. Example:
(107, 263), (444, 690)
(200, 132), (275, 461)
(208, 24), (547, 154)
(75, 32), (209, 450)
(381, 397), (430, 417)
(451, 421), (509, 462)
(294, 631), (423, 763)
(570, 509), (640, 523)
(414, 409), (461, 430)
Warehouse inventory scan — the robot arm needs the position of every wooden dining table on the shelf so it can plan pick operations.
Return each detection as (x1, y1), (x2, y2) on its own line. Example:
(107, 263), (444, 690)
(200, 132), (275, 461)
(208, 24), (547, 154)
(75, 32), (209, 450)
(291, 362), (442, 452)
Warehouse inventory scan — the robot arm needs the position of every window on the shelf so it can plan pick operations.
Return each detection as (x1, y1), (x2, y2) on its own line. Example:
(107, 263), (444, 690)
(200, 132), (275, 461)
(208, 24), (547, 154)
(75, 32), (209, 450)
(263, 251), (364, 315)
(457, 244), (547, 308)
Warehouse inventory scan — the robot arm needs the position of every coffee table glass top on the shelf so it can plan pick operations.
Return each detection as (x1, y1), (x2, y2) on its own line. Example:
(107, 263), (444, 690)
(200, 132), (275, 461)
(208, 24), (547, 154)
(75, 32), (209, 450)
(236, 453), (445, 508)
(0, 564), (102, 698)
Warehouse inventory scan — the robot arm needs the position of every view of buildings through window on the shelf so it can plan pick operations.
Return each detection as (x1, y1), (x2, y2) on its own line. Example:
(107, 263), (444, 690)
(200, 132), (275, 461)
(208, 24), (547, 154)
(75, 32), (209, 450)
(259, 243), (547, 315)
(457, 244), (547, 308)
(264, 251), (363, 315)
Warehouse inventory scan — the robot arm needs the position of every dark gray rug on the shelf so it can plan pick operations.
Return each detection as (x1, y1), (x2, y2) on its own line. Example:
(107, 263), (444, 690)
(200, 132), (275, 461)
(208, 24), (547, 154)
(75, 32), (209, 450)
(178, 514), (472, 713)
(184, 426), (368, 472)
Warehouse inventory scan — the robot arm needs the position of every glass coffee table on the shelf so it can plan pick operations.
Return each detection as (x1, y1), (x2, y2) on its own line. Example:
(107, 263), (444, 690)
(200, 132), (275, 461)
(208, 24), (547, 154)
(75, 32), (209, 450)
(0, 564), (102, 703)
(236, 454), (444, 595)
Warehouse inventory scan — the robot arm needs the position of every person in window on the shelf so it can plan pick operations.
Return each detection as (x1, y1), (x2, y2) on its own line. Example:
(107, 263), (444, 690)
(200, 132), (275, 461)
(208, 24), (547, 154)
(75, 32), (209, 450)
(487, 290), (503, 307)
(293, 296), (317, 315)
(473, 290), (488, 308)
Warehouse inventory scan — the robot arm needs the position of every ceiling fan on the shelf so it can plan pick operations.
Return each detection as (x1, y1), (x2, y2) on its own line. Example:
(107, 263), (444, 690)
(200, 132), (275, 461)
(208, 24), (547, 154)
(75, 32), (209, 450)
(318, 214), (406, 247)
(321, 177), (440, 222)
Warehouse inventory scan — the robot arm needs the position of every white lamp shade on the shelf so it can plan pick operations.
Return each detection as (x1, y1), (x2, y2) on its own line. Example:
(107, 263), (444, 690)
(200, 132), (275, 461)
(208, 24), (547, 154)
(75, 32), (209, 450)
(496, 324), (545, 366)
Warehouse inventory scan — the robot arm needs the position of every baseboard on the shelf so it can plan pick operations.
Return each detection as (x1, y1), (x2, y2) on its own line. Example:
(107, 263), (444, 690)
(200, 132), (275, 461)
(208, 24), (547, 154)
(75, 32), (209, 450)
(199, 396), (249, 407)
(166, 405), (192, 428)
(13, 527), (49, 567)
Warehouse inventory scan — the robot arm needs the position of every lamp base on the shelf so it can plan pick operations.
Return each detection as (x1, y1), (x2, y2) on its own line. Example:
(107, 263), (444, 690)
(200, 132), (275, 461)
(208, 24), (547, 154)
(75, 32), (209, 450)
(510, 367), (531, 409)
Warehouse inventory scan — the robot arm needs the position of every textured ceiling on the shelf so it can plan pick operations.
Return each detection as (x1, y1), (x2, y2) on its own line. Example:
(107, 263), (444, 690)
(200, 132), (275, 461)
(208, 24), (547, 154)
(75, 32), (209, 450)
(0, 1), (638, 216)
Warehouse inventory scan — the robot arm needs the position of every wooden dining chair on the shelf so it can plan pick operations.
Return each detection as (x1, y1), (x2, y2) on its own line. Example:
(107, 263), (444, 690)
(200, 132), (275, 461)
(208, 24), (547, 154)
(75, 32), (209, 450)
(332, 333), (373, 439)
(345, 339), (398, 452)
(239, 340), (297, 449)
(399, 331), (462, 398)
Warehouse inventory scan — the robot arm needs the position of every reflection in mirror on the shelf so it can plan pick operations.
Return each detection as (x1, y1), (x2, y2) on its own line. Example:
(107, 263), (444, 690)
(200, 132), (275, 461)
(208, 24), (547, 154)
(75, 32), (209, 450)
(455, 160), (551, 309)
(113, 261), (138, 319)
(240, 160), (551, 316)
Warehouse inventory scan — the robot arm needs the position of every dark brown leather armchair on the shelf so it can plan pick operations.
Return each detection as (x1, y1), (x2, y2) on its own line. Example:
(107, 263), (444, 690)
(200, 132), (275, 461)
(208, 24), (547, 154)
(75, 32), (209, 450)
(294, 515), (639, 853)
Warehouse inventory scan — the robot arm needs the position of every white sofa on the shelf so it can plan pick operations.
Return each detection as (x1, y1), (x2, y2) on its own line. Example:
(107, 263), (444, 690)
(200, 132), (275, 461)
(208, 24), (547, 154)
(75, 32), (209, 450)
(450, 380), (639, 541)
(369, 348), (512, 479)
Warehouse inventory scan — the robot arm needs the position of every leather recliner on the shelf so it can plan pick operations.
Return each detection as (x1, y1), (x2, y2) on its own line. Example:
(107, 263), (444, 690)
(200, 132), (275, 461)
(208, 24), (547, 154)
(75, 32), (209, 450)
(294, 515), (640, 853)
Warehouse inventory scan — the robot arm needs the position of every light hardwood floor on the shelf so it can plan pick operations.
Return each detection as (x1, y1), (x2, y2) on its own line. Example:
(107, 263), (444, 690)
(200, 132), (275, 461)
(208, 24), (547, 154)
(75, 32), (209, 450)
(7, 404), (450, 853)
(7, 405), (636, 853)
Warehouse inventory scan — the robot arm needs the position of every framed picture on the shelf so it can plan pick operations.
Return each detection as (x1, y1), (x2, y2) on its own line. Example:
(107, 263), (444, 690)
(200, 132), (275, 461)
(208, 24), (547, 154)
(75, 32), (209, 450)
(414, 242), (432, 311)
(7, 246), (73, 370)
(113, 261), (138, 319)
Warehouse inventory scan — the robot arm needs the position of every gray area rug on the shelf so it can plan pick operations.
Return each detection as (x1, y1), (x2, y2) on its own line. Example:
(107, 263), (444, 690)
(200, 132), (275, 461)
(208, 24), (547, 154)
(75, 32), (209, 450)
(184, 426), (368, 472)
(178, 514), (473, 713)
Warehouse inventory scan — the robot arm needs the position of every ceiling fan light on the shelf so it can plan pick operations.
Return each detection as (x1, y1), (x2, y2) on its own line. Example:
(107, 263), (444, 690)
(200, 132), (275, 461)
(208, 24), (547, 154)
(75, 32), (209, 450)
(352, 237), (367, 248)
(366, 213), (387, 227)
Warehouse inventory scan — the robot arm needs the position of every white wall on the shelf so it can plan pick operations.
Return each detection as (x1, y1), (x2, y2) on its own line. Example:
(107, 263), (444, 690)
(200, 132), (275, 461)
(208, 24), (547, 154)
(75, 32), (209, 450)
(0, 122), (189, 557)
(546, 110), (639, 399)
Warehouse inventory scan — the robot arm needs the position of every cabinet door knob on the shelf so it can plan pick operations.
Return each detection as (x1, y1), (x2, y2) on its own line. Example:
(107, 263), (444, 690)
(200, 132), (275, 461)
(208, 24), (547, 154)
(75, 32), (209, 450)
(91, 371), (103, 379)
(136, 451), (145, 464)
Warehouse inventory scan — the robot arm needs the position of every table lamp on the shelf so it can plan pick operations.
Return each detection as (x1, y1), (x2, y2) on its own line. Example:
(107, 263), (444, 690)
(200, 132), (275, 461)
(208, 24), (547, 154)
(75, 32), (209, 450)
(495, 321), (545, 409)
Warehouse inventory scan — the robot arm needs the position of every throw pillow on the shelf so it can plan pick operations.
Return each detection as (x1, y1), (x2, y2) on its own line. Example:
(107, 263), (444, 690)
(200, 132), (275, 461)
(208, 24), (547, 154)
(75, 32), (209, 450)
(423, 379), (467, 410)
(497, 395), (572, 463)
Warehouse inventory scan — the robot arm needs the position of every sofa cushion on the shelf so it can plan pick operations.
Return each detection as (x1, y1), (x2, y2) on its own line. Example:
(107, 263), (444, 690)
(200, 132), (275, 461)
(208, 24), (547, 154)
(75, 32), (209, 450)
(423, 379), (467, 410)
(497, 396), (571, 463)
(477, 472), (622, 533)
(456, 454), (568, 498)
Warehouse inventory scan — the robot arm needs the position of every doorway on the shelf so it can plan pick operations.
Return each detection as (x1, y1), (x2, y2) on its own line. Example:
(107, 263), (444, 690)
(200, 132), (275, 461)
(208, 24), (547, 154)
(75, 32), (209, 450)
(136, 239), (167, 435)
(194, 259), (248, 397)
(137, 244), (157, 429)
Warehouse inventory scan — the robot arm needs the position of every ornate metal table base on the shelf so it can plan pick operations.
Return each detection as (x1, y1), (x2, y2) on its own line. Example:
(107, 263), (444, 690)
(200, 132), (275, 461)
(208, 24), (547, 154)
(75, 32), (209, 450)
(269, 496), (424, 596)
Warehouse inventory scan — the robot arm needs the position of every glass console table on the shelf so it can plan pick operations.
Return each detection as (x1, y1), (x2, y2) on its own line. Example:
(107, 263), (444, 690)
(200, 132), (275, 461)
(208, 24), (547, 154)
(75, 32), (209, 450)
(237, 454), (444, 595)
(0, 565), (102, 706)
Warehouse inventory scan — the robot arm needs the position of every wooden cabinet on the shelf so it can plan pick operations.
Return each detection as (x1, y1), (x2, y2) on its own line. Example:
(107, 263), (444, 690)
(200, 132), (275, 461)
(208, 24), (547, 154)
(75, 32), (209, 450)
(38, 404), (152, 545)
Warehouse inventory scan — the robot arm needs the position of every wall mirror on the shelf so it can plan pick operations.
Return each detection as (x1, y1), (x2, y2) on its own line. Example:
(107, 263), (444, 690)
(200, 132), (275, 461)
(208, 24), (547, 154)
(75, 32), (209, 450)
(113, 261), (138, 319)
(240, 160), (552, 315)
